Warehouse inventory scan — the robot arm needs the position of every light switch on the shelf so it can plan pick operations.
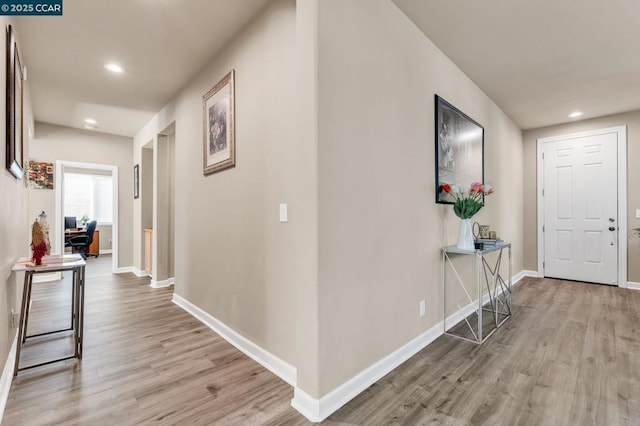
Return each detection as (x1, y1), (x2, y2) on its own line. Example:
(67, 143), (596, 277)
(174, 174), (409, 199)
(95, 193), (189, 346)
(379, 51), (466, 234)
(279, 203), (288, 223)
(636, 209), (640, 219)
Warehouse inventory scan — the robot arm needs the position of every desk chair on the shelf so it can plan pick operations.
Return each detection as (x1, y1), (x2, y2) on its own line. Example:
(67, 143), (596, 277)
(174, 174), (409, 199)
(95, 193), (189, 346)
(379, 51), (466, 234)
(67, 220), (97, 259)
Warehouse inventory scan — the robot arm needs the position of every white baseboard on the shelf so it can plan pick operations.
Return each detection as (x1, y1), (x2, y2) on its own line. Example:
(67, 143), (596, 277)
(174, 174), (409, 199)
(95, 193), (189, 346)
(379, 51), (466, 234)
(0, 333), (18, 423)
(627, 281), (640, 291)
(114, 266), (150, 278)
(150, 277), (174, 288)
(519, 270), (539, 279)
(292, 318), (443, 423)
(292, 269), (531, 423)
(172, 293), (296, 387)
(99, 249), (113, 255)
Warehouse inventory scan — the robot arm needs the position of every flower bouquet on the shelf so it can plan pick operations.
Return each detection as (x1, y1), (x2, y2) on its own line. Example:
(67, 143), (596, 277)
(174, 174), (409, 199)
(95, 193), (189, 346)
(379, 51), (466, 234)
(440, 182), (494, 249)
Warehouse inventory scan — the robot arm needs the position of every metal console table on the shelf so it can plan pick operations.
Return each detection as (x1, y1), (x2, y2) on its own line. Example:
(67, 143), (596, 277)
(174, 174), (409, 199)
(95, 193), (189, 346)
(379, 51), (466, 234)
(12, 254), (86, 376)
(442, 242), (512, 344)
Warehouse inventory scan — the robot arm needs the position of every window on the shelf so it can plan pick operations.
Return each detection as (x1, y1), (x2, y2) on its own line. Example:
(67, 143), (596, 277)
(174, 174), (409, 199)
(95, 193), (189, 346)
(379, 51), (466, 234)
(64, 172), (113, 224)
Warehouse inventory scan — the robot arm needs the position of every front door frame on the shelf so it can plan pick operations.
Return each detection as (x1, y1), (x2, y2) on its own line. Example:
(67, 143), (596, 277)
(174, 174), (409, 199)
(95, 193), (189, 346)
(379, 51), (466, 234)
(536, 126), (627, 287)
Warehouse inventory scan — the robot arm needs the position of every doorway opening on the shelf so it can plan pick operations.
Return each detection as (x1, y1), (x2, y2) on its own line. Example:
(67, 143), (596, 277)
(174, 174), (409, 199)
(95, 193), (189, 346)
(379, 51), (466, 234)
(536, 126), (627, 286)
(55, 160), (119, 274)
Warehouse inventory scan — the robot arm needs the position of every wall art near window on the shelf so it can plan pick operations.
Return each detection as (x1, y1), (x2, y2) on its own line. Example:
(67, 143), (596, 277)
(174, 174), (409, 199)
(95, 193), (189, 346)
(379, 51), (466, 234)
(6, 25), (24, 180)
(203, 70), (235, 175)
(133, 164), (139, 199)
(27, 161), (54, 189)
(435, 95), (484, 204)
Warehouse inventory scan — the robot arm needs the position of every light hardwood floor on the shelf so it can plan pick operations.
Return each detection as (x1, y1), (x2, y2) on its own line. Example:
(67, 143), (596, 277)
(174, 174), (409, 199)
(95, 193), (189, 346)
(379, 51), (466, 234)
(4, 257), (640, 425)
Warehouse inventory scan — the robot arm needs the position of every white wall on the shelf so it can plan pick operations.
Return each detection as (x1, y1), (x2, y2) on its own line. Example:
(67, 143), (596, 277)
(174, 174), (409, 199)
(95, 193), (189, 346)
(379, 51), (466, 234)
(28, 122), (134, 267)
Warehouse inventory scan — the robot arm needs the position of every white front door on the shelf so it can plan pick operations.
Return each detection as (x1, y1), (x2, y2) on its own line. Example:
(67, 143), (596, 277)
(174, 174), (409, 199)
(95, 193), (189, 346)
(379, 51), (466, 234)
(542, 131), (618, 285)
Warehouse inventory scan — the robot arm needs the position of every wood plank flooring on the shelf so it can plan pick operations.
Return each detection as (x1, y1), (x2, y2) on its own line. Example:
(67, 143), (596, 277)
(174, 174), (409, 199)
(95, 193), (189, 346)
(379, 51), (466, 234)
(4, 257), (640, 425)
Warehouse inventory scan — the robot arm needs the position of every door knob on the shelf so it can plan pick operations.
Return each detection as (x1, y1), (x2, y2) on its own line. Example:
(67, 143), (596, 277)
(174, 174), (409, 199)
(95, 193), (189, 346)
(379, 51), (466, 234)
(609, 226), (616, 231)
(609, 218), (615, 222)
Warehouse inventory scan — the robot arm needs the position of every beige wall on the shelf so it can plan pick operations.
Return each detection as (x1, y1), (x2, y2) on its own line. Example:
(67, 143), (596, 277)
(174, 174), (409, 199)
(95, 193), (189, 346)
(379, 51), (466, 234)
(132, 0), (525, 402)
(314, 0), (524, 396)
(134, 0), (303, 368)
(28, 122), (134, 267)
(0, 19), (35, 373)
(523, 110), (640, 282)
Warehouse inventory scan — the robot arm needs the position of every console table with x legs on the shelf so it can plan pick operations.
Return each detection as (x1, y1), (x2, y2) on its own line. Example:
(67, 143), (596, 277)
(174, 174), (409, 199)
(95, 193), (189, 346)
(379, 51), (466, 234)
(442, 242), (512, 344)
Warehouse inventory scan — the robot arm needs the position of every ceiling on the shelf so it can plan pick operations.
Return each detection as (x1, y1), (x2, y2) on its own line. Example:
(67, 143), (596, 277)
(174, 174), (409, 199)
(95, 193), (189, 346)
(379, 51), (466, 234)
(392, 0), (640, 129)
(16, 0), (271, 137)
(16, 1), (640, 137)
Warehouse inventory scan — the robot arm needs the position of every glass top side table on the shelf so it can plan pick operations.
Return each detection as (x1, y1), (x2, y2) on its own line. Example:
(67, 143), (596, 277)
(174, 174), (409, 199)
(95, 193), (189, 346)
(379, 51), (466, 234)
(442, 242), (512, 344)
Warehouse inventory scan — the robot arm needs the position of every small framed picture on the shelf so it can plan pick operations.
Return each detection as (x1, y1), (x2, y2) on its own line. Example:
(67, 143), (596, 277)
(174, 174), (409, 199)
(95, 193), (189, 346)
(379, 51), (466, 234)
(203, 70), (235, 175)
(133, 164), (139, 199)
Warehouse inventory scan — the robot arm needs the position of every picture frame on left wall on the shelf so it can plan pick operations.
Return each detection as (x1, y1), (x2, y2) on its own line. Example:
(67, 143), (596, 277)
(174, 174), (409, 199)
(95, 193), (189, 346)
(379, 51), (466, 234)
(6, 25), (24, 180)
(134, 164), (139, 199)
(203, 70), (235, 175)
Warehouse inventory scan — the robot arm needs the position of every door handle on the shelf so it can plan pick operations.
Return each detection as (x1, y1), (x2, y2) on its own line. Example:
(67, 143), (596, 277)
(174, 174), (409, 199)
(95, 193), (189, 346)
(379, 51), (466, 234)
(609, 218), (615, 222)
(608, 226), (616, 231)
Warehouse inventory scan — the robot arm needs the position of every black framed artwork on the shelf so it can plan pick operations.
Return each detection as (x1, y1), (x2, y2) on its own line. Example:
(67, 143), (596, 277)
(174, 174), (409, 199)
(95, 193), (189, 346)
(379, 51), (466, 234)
(434, 95), (484, 204)
(6, 25), (24, 180)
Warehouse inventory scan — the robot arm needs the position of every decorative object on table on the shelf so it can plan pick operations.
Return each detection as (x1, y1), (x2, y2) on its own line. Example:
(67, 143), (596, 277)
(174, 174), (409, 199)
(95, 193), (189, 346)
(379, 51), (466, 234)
(472, 222), (490, 249)
(440, 182), (494, 250)
(37, 211), (51, 254)
(27, 161), (54, 189)
(435, 95), (484, 204)
(203, 69), (235, 175)
(133, 164), (139, 199)
(80, 214), (90, 227)
(31, 220), (48, 265)
(6, 25), (25, 180)
(488, 230), (497, 240)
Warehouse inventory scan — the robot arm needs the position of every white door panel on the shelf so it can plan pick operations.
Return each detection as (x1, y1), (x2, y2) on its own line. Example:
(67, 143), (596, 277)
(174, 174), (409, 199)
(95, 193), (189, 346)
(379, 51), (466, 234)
(543, 132), (618, 285)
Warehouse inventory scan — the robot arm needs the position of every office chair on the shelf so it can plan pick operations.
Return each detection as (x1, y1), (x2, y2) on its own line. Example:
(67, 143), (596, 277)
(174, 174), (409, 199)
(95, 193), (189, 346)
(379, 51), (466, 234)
(67, 220), (98, 259)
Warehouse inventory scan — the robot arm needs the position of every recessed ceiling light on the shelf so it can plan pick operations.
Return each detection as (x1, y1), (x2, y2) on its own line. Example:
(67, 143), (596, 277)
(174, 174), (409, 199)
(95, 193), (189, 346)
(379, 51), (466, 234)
(84, 118), (97, 125)
(104, 63), (124, 73)
(569, 111), (583, 118)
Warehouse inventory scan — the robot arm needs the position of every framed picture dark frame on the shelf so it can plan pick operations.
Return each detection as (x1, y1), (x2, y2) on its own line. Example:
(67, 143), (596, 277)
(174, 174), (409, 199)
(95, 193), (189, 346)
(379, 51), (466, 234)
(203, 70), (235, 175)
(435, 95), (484, 204)
(6, 25), (24, 180)
(133, 164), (139, 199)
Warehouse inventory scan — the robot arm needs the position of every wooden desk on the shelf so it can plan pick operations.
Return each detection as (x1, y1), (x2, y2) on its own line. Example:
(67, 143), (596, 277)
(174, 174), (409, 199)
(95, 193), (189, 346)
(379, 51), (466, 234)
(11, 255), (86, 375)
(65, 229), (99, 256)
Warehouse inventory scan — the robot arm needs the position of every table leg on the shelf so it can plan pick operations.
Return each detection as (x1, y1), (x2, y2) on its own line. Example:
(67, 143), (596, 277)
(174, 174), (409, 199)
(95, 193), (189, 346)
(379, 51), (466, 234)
(14, 272), (32, 376)
(21, 274), (35, 344)
(78, 266), (85, 359)
(477, 253), (482, 343)
(72, 268), (79, 358)
(71, 269), (76, 330)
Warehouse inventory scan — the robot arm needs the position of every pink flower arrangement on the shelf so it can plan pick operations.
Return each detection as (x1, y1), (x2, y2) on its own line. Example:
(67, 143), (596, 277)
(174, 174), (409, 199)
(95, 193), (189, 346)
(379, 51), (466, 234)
(439, 182), (494, 219)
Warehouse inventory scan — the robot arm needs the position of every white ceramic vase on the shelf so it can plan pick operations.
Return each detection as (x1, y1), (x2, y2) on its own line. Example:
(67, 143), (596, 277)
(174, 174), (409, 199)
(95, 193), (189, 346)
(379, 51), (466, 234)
(456, 218), (475, 250)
